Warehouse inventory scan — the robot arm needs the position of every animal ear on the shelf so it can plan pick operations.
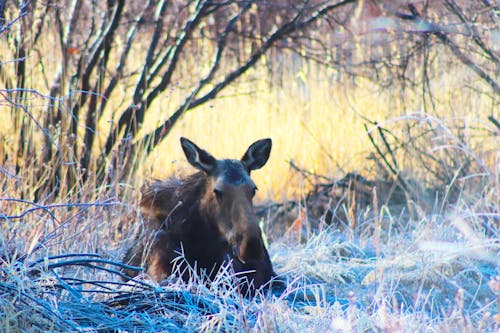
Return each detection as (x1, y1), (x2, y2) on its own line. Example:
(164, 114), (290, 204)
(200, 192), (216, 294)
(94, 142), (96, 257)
(180, 137), (217, 174)
(241, 138), (272, 172)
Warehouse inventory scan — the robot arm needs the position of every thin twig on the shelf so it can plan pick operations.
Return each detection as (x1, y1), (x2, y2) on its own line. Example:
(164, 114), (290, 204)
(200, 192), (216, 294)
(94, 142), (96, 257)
(0, 199), (121, 220)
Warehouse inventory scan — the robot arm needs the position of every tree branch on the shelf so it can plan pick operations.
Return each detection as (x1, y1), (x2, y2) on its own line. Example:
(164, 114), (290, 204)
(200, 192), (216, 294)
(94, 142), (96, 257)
(104, 0), (211, 156)
(138, 0), (357, 152)
(97, 0), (153, 122)
(388, 4), (500, 94)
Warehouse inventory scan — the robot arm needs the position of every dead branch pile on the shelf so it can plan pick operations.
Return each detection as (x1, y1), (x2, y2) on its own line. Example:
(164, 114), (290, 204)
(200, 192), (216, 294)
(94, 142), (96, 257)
(0, 253), (250, 332)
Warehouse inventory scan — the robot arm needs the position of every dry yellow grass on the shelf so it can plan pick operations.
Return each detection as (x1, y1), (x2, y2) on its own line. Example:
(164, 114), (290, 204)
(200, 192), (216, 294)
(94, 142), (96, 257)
(137, 62), (496, 200)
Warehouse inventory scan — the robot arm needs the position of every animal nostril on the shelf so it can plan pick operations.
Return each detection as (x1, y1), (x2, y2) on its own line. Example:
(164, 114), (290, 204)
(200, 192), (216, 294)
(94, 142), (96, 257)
(213, 188), (223, 201)
(232, 244), (246, 264)
(233, 235), (264, 265)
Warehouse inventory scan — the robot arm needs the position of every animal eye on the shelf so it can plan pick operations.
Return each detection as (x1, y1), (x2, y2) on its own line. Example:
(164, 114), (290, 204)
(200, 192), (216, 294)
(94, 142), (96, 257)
(252, 187), (258, 197)
(214, 188), (223, 201)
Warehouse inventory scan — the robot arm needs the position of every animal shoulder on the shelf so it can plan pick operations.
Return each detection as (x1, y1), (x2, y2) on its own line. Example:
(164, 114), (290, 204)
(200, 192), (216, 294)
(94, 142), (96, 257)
(139, 173), (207, 227)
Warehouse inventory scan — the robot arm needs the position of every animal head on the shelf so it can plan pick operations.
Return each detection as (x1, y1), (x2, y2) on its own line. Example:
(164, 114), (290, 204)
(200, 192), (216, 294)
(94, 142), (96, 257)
(180, 137), (272, 265)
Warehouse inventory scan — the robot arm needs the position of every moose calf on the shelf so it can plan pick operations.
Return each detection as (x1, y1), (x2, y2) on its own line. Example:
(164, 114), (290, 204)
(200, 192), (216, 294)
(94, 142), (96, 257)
(123, 137), (279, 294)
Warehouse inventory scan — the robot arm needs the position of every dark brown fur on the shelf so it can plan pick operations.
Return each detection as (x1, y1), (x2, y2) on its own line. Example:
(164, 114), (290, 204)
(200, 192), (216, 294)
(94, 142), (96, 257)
(122, 138), (278, 294)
